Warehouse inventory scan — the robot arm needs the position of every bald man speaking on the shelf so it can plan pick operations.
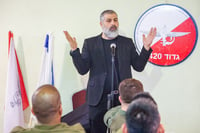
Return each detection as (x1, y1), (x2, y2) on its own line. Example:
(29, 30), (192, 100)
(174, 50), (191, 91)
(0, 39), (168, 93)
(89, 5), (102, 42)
(11, 84), (85, 133)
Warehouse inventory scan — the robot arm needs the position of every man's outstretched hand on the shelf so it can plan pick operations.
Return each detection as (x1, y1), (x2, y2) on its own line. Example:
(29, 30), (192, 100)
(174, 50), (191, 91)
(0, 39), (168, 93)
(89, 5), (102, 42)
(142, 27), (157, 51)
(63, 31), (77, 51)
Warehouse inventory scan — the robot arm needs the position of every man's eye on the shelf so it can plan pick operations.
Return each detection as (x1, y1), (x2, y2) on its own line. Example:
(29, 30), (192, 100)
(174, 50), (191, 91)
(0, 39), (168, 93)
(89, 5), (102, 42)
(106, 20), (112, 22)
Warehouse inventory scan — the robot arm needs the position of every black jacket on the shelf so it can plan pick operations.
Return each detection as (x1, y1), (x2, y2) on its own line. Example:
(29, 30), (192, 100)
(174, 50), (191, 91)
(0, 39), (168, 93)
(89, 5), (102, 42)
(70, 34), (152, 106)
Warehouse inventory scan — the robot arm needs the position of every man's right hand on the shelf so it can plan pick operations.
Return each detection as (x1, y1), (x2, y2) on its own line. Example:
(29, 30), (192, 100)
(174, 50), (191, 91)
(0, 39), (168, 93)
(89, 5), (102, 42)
(63, 31), (78, 51)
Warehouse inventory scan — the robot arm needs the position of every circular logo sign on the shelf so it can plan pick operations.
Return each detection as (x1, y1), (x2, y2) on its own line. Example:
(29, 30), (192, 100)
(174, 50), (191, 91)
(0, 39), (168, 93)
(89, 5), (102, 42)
(134, 4), (198, 66)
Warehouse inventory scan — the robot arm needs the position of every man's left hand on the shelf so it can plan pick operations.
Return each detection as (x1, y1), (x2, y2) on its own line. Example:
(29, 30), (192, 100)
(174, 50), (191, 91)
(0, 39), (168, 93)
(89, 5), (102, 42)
(142, 27), (157, 51)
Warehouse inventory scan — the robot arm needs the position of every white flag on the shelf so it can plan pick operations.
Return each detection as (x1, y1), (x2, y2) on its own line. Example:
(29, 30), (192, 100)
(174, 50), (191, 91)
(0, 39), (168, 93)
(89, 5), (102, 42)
(37, 33), (54, 87)
(29, 33), (55, 127)
(4, 38), (24, 133)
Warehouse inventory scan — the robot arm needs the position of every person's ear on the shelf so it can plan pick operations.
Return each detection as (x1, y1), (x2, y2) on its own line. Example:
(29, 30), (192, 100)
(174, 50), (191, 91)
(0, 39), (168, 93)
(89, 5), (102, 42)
(122, 123), (128, 133)
(100, 21), (103, 27)
(157, 124), (165, 133)
(119, 96), (122, 104)
(59, 104), (63, 116)
(31, 108), (35, 116)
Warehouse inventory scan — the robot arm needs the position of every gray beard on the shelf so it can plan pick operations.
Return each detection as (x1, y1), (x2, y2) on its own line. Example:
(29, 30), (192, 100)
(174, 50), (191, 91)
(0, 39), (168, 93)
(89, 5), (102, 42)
(103, 28), (119, 39)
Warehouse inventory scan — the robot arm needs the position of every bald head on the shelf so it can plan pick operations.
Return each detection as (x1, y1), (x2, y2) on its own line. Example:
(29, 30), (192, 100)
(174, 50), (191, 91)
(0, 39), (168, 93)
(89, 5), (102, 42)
(32, 84), (61, 124)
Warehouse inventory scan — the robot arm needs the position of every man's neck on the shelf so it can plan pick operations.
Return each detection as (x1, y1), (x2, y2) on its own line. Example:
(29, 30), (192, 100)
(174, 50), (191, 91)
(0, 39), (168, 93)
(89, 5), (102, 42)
(121, 103), (130, 111)
(38, 117), (61, 126)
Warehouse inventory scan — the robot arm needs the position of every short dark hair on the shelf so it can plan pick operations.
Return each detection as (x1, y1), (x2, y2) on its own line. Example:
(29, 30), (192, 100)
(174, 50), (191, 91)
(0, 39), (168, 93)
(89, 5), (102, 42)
(126, 92), (160, 133)
(119, 78), (144, 103)
(100, 9), (117, 22)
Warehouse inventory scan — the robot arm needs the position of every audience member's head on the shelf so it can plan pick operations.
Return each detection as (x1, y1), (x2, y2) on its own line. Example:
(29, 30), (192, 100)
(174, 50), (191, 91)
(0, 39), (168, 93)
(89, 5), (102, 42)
(123, 92), (164, 133)
(118, 78), (144, 104)
(32, 84), (62, 125)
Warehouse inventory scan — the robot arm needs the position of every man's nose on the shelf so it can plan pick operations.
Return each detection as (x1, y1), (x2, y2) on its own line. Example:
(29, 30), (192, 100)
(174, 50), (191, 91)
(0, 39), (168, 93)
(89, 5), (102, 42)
(111, 20), (117, 25)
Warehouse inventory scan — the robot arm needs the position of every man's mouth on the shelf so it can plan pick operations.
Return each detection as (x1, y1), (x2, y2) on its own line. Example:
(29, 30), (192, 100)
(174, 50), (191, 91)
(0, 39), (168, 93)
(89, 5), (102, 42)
(110, 26), (117, 31)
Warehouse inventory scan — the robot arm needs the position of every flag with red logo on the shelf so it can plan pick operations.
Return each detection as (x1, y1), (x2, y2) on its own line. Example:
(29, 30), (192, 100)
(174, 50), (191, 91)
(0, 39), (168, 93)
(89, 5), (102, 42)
(4, 31), (30, 133)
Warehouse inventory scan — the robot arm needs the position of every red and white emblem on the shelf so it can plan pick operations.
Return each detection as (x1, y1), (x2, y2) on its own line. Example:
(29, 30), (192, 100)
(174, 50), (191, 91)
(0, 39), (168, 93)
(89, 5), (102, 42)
(134, 4), (198, 66)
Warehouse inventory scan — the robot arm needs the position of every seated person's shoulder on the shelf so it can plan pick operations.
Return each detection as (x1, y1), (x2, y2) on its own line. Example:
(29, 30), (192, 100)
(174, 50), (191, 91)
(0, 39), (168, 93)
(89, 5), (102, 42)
(105, 105), (121, 116)
(116, 126), (123, 133)
(11, 123), (86, 133)
(110, 111), (126, 132)
(10, 126), (28, 133)
(104, 105), (122, 127)
(61, 122), (86, 133)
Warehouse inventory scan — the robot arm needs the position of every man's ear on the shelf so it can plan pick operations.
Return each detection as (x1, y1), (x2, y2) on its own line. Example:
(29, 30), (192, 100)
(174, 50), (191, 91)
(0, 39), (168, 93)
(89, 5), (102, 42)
(119, 96), (122, 104)
(122, 123), (128, 133)
(31, 108), (35, 116)
(100, 21), (103, 27)
(59, 104), (63, 116)
(157, 124), (165, 133)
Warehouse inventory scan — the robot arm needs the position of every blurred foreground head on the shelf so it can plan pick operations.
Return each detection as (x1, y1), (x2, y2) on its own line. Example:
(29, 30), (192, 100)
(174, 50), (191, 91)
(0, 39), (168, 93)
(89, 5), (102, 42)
(125, 92), (161, 133)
